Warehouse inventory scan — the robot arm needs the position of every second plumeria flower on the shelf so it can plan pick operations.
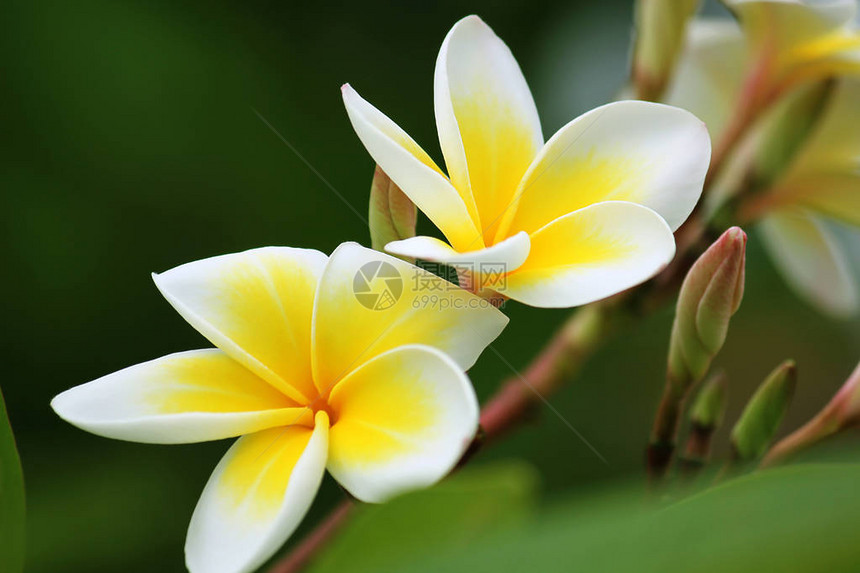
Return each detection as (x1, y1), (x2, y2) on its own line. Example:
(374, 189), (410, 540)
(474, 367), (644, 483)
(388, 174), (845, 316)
(343, 15), (712, 308)
(51, 243), (507, 573)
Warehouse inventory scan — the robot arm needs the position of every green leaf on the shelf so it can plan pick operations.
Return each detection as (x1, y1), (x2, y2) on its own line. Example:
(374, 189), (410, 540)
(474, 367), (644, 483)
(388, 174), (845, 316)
(0, 386), (25, 573)
(306, 461), (539, 573)
(396, 464), (860, 573)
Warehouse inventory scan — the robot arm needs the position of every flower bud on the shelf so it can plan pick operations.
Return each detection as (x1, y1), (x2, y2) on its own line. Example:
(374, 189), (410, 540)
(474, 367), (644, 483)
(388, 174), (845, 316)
(731, 360), (797, 461)
(827, 361), (860, 428)
(668, 227), (747, 386)
(368, 165), (416, 260)
(632, 0), (700, 101)
(689, 371), (727, 431)
(760, 361), (860, 468)
(679, 372), (728, 476)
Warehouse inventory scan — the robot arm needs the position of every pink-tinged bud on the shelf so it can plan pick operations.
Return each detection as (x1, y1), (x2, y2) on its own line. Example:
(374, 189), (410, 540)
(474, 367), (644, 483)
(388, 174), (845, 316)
(368, 165), (416, 261)
(761, 361), (860, 468)
(669, 227), (747, 385)
(824, 362), (860, 429)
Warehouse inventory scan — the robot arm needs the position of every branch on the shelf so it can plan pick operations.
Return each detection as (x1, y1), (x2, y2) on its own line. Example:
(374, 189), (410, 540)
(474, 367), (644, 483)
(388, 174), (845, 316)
(267, 500), (354, 573)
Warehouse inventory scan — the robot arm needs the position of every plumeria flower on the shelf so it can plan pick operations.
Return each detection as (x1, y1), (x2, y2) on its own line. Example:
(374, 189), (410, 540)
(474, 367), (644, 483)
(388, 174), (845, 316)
(667, 16), (860, 317)
(51, 243), (507, 573)
(723, 0), (860, 90)
(342, 15), (711, 308)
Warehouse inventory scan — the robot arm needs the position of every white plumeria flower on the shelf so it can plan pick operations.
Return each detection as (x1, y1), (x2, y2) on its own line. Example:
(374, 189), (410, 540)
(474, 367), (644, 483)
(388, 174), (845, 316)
(51, 242), (507, 573)
(724, 0), (860, 86)
(342, 15), (711, 308)
(667, 12), (860, 317)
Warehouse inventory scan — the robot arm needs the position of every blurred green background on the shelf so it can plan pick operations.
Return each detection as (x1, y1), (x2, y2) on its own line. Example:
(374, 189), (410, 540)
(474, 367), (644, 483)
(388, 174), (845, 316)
(2, 1), (859, 572)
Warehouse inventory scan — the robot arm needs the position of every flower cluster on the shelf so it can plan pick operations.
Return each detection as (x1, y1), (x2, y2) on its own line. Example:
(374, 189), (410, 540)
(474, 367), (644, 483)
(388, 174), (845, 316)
(50, 4), (860, 573)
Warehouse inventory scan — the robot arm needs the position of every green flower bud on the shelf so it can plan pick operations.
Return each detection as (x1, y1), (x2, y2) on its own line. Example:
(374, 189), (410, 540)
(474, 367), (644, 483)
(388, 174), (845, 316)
(679, 373), (728, 476)
(368, 165), (416, 260)
(668, 227), (747, 386)
(732, 360), (797, 461)
(761, 361), (860, 468)
(632, 0), (700, 101)
(690, 372), (728, 431)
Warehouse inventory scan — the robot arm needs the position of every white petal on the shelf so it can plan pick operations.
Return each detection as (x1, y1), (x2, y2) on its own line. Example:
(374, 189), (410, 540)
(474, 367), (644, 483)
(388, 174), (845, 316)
(759, 208), (858, 317)
(665, 18), (747, 143)
(342, 85), (483, 251)
(153, 247), (327, 404)
(499, 101), (710, 237)
(311, 242), (507, 392)
(385, 231), (530, 272)
(326, 345), (478, 503)
(503, 202), (676, 308)
(435, 15), (543, 239)
(51, 349), (308, 444)
(185, 414), (329, 573)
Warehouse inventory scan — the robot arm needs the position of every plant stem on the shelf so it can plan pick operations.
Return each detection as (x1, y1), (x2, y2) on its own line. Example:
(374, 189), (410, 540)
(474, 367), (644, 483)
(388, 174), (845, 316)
(480, 301), (618, 442)
(647, 371), (693, 481)
(267, 500), (354, 573)
(677, 421), (716, 479)
(759, 405), (840, 469)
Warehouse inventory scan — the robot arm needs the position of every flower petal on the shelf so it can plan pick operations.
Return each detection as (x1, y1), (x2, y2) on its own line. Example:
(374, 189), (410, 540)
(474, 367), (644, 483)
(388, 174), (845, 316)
(759, 208), (858, 317)
(499, 101), (710, 238)
(665, 19), (747, 143)
(342, 85), (483, 251)
(185, 414), (329, 573)
(51, 350), (309, 444)
(726, 0), (855, 49)
(503, 202), (676, 308)
(326, 345), (478, 503)
(153, 247), (327, 404)
(311, 242), (507, 392)
(385, 231), (530, 272)
(784, 79), (860, 175)
(435, 15), (543, 239)
(771, 172), (860, 226)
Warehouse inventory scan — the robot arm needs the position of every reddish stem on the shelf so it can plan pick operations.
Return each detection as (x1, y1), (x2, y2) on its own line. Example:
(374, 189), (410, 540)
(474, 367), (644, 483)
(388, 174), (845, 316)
(267, 500), (354, 573)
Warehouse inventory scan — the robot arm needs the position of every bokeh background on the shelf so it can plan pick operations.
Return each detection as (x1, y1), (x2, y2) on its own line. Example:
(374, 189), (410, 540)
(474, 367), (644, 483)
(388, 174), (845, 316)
(3, 1), (859, 572)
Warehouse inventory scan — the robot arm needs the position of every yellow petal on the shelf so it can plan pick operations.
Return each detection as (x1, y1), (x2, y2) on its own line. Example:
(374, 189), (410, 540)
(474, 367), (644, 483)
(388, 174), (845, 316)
(498, 101), (710, 238)
(185, 415), (328, 573)
(503, 202), (676, 308)
(153, 247), (327, 404)
(759, 208), (858, 317)
(326, 345), (478, 503)
(311, 243), (507, 392)
(727, 0), (855, 50)
(784, 79), (860, 175)
(51, 349), (310, 444)
(342, 85), (484, 251)
(435, 15), (543, 240)
(770, 172), (860, 226)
